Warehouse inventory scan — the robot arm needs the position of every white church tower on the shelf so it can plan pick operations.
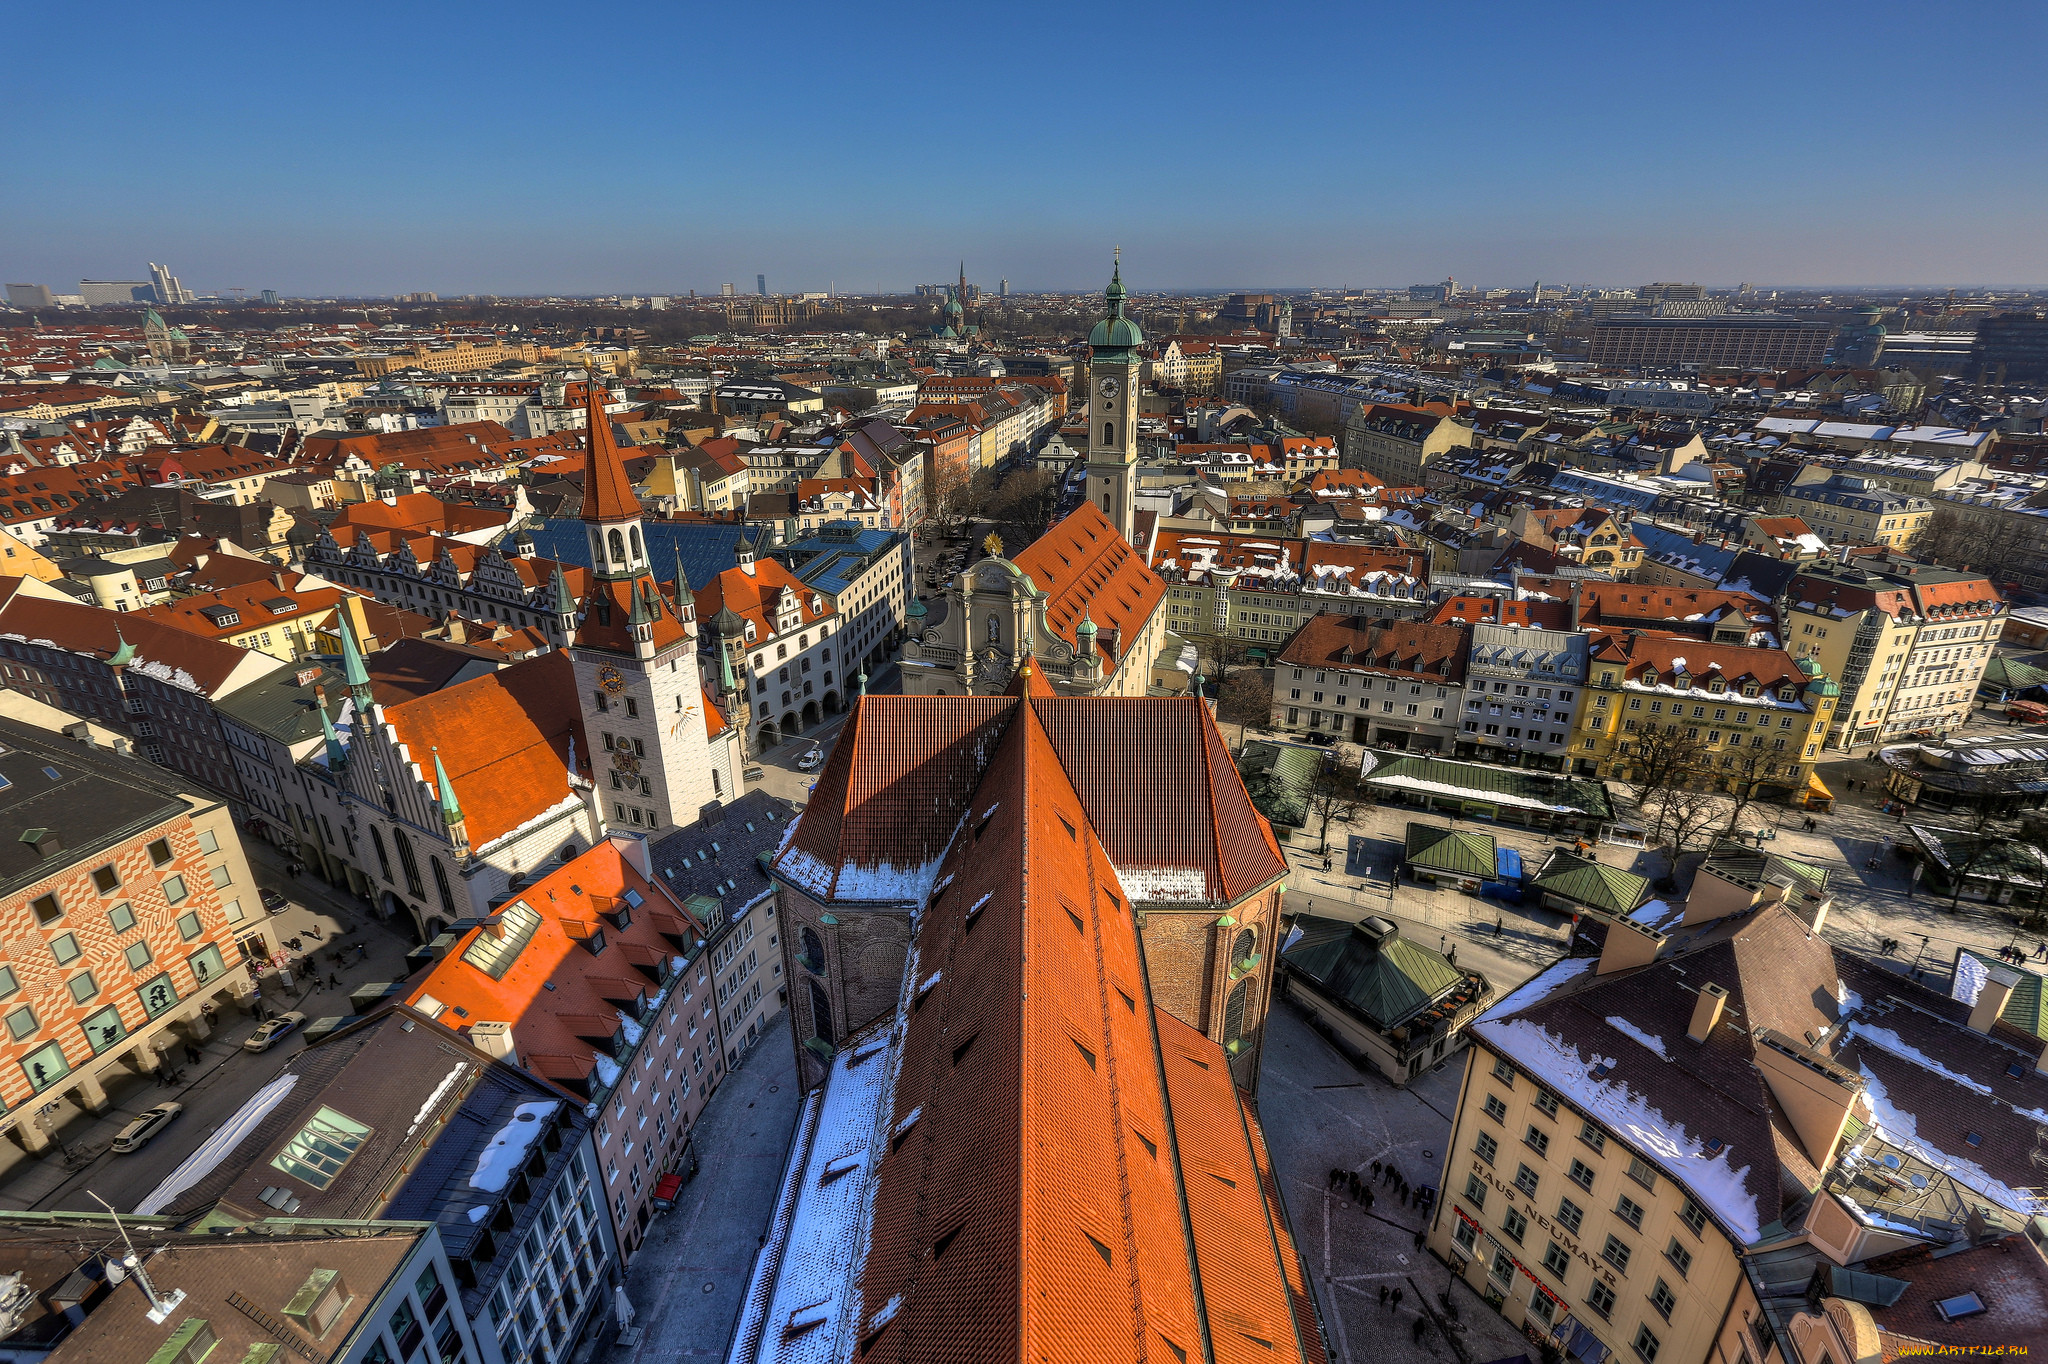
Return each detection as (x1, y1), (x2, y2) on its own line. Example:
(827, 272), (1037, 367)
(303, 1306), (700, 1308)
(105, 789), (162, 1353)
(1084, 253), (1144, 542)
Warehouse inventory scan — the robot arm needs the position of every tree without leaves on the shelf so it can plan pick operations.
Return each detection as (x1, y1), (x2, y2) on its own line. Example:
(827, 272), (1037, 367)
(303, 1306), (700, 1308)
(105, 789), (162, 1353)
(1935, 803), (2021, 916)
(982, 466), (1063, 538)
(1614, 722), (1717, 851)
(1718, 741), (1793, 836)
(1217, 670), (1273, 729)
(1299, 764), (1368, 855)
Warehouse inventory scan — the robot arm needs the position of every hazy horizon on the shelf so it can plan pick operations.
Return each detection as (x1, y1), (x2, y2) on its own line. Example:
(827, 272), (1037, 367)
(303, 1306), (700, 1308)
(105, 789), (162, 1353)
(8, 1), (2045, 300)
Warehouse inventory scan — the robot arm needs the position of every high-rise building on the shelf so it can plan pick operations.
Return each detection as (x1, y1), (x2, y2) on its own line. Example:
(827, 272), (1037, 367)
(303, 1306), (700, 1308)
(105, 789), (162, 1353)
(5, 283), (54, 309)
(720, 281), (735, 297)
(147, 262), (190, 305)
(757, 273), (767, 295)
(1587, 314), (1832, 369)
(998, 276), (1008, 297)
(1970, 310), (2048, 385)
(259, 288), (279, 305)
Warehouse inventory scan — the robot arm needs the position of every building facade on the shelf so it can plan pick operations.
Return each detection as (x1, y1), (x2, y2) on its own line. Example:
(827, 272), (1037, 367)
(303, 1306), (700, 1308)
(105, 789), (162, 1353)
(1455, 621), (1590, 770)
(1271, 616), (1470, 751)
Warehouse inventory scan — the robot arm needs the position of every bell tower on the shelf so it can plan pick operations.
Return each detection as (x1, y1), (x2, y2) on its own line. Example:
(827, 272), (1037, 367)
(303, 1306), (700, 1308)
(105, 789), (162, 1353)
(1084, 252), (1143, 542)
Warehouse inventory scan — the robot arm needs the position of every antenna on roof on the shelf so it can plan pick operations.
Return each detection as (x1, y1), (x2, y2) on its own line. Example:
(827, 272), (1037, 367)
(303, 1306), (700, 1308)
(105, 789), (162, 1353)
(88, 1191), (185, 1323)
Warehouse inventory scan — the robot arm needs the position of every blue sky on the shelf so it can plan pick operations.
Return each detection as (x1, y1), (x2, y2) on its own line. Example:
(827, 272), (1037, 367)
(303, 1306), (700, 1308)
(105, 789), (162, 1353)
(7, 1), (2045, 296)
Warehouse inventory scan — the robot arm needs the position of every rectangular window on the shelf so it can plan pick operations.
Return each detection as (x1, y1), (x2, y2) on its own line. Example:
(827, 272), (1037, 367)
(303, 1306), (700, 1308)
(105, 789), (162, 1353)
(1534, 1088), (1559, 1119)
(1475, 1132), (1498, 1164)
(197, 829), (220, 854)
(1633, 1325), (1662, 1362)
(1627, 1157), (1658, 1191)
(108, 902), (136, 933)
(1580, 1122), (1606, 1153)
(1587, 1281), (1616, 1320)
(1453, 1219), (1477, 1254)
(1602, 1235), (1632, 1274)
(1501, 1207), (1528, 1244)
(1543, 1242), (1571, 1279)
(187, 945), (227, 986)
(1665, 1238), (1693, 1278)
(125, 941), (155, 972)
(1484, 1094), (1508, 1123)
(1491, 1057), (1515, 1085)
(162, 874), (188, 905)
(1557, 1197), (1584, 1234)
(1678, 1197), (1706, 1236)
(0, 966), (15, 999)
(137, 973), (180, 1018)
(31, 893), (61, 925)
(148, 839), (173, 866)
(176, 911), (202, 941)
(271, 1106), (373, 1189)
(92, 864), (121, 894)
(1650, 1278), (1677, 1321)
(1569, 1158), (1596, 1190)
(1526, 1126), (1550, 1158)
(49, 932), (80, 965)
(5, 1005), (37, 1039)
(67, 971), (98, 1004)
(1617, 1194), (1645, 1230)
(1514, 1164), (1540, 1197)
(1464, 1175), (1486, 1210)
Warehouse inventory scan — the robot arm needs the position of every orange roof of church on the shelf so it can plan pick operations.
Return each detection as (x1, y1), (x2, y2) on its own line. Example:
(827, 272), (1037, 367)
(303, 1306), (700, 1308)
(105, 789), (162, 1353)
(1008, 500), (1164, 663)
(579, 379), (643, 523)
(784, 693), (1318, 1361)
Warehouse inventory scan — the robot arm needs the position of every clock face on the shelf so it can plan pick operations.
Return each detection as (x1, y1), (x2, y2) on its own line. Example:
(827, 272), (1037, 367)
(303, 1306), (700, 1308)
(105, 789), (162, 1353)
(597, 664), (626, 694)
(1098, 377), (1120, 398)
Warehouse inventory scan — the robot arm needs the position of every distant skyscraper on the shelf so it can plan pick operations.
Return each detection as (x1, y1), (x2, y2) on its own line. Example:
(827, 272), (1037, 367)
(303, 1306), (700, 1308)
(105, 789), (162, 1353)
(757, 274), (767, 296)
(148, 262), (191, 305)
(999, 278), (1008, 298)
(721, 282), (735, 297)
(79, 280), (153, 306)
(260, 289), (279, 306)
(5, 283), (55, 310)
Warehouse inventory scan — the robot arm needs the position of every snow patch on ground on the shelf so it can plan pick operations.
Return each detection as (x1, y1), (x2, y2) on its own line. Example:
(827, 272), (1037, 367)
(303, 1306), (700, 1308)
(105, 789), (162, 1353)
(1605, 1015), (1670, 1060)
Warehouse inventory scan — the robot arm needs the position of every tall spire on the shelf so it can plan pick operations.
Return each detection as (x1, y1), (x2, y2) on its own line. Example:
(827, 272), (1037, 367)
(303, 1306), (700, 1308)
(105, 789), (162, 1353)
(318, 691), (346, 770)
(578, 367), (642, 523)
(434, 748), (463, 824)
(339, 613), (373, 711)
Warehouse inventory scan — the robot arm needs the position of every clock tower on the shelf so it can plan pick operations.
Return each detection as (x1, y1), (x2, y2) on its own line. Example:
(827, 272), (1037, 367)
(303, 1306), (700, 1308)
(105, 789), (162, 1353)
(565, 375), (727, 833)
(1084, 254), (1144, 543)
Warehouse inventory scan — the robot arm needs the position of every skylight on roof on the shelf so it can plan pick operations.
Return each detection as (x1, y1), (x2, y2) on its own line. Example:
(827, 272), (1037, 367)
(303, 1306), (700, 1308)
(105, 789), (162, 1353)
(270, 1105), (372, 1190)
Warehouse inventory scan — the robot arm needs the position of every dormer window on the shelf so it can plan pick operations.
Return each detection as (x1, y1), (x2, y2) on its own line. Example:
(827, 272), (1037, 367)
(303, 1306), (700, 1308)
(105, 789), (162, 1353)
(1640, 669), (1658, 687)
(1741, 683), (1760, 698)
(1672, 672), (1690, 691)
(1778, 686), (1797, 702)
(1707, 679), (1725, 694)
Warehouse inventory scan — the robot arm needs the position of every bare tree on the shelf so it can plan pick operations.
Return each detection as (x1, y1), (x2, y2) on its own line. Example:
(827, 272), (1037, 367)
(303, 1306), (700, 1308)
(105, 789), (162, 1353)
(1936, 804), (2020, 915)
(924, 456), (977, 531)
(1198, 634), (1255, 684)
(1299, 765), (1368, 855)
(1216, 670), (1273, 729)
(983, 466), (1063, 538)
(1718, 742), (1787, 836)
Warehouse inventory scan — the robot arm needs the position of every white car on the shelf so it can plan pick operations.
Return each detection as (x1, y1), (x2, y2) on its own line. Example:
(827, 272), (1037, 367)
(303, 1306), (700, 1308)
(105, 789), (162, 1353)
(796, 748), (824, 771)
(111, 1102), (182, 1154)
(243, 1011), (307, 1053)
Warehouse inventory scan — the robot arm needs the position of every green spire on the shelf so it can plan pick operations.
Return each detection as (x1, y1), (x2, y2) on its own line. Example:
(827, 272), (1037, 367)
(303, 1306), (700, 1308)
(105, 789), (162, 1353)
(108, 626), (137, 668)
(339, 614), (372, 709)
(718, 638), (736, 695)
(319, 695), (345, 770)
(434, 748), (463, 827)
(857, 669), (868, 697)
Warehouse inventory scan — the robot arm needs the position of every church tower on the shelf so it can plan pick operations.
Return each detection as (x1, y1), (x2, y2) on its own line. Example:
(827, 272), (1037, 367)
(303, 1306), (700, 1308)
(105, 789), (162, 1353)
(566, 376), (721, 833)
(1084, 254), (1143, 542)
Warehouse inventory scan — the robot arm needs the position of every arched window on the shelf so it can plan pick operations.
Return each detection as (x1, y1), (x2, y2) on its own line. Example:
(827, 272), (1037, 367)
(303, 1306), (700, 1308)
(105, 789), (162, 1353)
(1103, 422), (1116, 446)
(431, 857), (457, 918)
(1223, 979), (1254, 1050)
(394, 829), (425, 899)
(986, 613), (1001, 646)
(802, 926), (824, 972)
(1233, 928), (1256, 967)
(370, 826), (393, 883)
(608, 529), (625, 563)
(589, 529), (604, 563)
(808, 980), (834, 1047)
(630, 527), (642, 561)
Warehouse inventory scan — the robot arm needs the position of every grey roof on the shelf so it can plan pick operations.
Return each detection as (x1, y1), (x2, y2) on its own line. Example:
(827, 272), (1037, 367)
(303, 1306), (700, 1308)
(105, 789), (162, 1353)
(211, 660), (351, 744)
(647, 789), (797, 920)
(0, 717), (190, 896)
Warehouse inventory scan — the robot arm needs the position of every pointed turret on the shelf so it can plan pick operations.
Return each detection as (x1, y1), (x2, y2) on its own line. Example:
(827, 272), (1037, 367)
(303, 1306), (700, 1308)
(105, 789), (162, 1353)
(551, 560), (578, 644)
(339, 614), (373, 712)
(108, 626), (137, 668)
(579, 372), (641, 525)
(317, 689), (346, 770)
(434, 747), (468, 852)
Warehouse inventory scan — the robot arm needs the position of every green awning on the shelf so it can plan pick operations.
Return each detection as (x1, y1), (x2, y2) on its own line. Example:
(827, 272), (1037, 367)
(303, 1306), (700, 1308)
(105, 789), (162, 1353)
(1403, 823), (1497, 878)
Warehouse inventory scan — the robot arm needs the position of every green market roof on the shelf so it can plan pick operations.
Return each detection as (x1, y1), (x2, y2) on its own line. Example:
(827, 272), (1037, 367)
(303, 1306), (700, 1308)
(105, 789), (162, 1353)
(1362, 753), (1613, 820)
(1237, 739), (1326, 829)
(1403, 823), (1497, 878)
(1281, 914), (1473, 1029)
(1983, 653), (2048, 695)
(1954, 946), (2047, 1042)
(1529, 848), (1649, 915)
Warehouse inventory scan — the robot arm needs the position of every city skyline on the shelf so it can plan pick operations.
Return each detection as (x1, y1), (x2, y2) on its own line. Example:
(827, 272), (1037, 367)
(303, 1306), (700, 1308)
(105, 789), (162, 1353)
(7, 2), (2046, 298)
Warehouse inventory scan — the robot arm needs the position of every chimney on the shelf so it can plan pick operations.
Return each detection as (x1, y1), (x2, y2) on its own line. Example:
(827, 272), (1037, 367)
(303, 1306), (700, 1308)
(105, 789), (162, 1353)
(470, 1020), (516, 1060)
(1596, 918), (1665, 976)
(1969, 965), (2020, 1034)
(1688, 983), (1729, 1043)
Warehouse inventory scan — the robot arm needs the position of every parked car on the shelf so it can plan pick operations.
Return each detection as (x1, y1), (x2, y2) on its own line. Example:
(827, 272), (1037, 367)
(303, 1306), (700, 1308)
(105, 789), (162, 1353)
(243, 1011), (307, 1053)
(742, 766), (766, 782)
(110, 1102), (182, 1154)
(260, 889), (289, 914)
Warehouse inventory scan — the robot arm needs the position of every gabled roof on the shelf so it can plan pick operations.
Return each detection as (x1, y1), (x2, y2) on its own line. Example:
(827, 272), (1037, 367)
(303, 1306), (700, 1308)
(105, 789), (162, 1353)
(1009, 500), (1164, 662)
(1281, 914), (1478, 1029)
(1403, 823), (1497, 878)
(1529, 848), (1650, 915)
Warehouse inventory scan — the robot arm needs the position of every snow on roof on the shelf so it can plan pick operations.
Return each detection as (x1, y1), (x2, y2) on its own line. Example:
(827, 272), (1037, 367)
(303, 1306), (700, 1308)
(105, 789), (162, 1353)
(1114, 864), (1211, 903)
(1477, 955), (1594, 1023)
(1856, 1062), (2045, 1217)
(1605, 1015), (1670, 1061)
(1475, 1016), (1763, 1243)
(469, 1100), (562, 1192)
(135, 1073), (301, 1215)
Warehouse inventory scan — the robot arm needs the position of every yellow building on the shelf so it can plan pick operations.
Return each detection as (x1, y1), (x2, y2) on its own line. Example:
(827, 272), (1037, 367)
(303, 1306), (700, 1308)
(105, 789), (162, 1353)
(1777, 476), (1931, 550)
(0, 526), (65, 582)
(1781, 559), (2003, 752)
(1428, 846), (2048, 1364)
(354, 338), (547, 378)
(1572, 629), (1837, 797)
(1342, 403), (1474, 486)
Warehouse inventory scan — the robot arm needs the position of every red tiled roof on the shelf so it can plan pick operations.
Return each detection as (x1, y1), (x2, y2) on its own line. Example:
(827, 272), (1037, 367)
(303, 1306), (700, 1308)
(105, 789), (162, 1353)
(377, 650), (590, 848)
(1276, 616), (1470, 684)
(692, 556), (834, 649)
(579, 380), (642, 522)
(1010, 500), (1164, 661)
(1430, 595), (1572, 629)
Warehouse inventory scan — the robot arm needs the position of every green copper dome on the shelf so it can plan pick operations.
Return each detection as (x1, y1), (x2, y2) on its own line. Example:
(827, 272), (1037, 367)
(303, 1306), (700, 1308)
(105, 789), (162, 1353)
(1087, 258), (1144, 350)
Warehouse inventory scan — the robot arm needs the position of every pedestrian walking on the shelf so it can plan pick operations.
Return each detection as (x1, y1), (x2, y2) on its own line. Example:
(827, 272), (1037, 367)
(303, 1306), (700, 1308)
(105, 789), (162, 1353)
(183, 1043), (201, 1066)
(328, 972), (342, 988)
(1329, 1167), (1343, 1189)
(1391, 1289), (1403, 1311)
(2036, 942), (2047, 961)
(1495, 915), (1504, 936)
(1446, 945), (1457, 966)
(1412, 1316), (1429, 1343)
(1371, 1160), (1382, 1178)
(1378, 1286), (1389, 1307)
(1363, 1189), (1374, 1209)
